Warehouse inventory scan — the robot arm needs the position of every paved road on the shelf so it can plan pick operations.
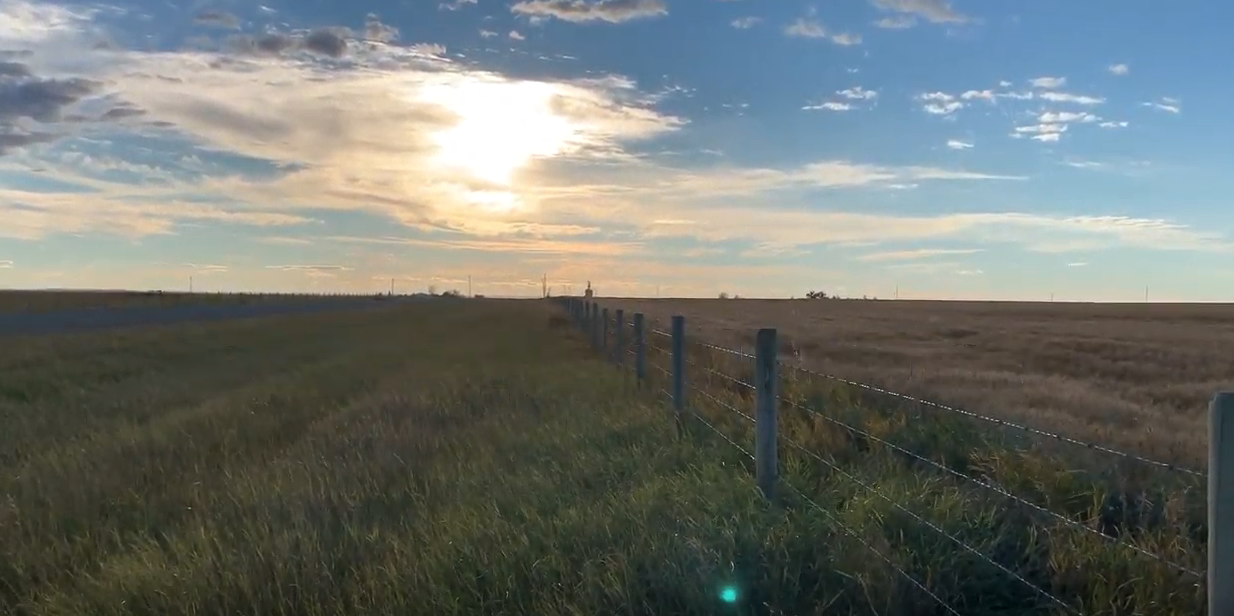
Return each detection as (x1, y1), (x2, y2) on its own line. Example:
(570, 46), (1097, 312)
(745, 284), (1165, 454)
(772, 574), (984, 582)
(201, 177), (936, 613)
(0, 298), (410, 338)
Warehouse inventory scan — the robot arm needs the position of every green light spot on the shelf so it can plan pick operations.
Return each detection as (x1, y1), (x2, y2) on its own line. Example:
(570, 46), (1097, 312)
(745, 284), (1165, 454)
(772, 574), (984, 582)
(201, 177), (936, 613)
(719, 587), (739, 603)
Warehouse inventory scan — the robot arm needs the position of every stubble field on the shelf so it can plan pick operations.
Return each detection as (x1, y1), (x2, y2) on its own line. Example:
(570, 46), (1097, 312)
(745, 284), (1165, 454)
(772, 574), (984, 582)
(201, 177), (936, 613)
(596, 298), (1234, 471)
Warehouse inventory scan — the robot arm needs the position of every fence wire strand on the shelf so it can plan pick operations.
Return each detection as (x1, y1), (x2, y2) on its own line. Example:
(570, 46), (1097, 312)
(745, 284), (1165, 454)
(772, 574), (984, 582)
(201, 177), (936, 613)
(781, 437), (1077, 614)
(690, 381), (756, 424)
(779, 480), (963, 616)
(690, 412), (755, 461)
(780, 362), (1203, 478)
(685, 356), (756, 392)
(783, 396), (1204, 579)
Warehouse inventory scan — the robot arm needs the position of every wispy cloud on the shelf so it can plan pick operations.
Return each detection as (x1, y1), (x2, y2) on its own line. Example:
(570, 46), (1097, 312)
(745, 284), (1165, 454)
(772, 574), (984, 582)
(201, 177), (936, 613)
(803, 101), (853, 111)
(1067, 261), (1089, 267)
(511, 0), (667, 23)
(870, 0), (968, 24)
(731, 16), (761, 28)
(917, 92), (963, 115)
(1108, 63), (1129, 75)
(857, 248), (983, 262)
(873, 15), (916, 29)
(946, 139), (973, 150)
(1143, 97), (1181, 113)
(1029, 76), (1066, 89)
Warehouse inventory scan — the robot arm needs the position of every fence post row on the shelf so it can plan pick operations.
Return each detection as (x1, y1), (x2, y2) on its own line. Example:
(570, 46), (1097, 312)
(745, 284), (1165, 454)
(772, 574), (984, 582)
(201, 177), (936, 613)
(633, 313), (645, 386)
(1211, 392), (1234, 616)
(755, 328), (778, 500)
(670, 315), (685, 436)
(614, 309), (625, 366)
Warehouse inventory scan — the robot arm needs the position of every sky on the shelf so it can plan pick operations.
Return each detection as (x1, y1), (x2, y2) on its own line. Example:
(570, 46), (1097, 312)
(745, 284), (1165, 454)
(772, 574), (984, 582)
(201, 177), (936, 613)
(1, 0), (1233, 300)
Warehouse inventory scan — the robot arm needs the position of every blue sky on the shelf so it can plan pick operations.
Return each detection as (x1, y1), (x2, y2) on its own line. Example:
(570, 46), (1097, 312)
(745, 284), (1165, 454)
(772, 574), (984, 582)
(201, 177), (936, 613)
(1, 0), (1232, 300)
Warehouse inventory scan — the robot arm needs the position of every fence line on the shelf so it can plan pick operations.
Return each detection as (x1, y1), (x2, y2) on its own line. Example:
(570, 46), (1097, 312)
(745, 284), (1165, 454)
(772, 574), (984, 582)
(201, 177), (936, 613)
(561, 297), (1226, 613)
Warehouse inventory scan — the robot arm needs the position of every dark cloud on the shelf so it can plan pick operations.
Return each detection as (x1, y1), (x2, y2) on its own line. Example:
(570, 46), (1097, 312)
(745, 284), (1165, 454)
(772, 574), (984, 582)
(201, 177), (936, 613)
(0, 130), (53, 155)
(510, 0), (667, 23)
(100, 105), (147, 121)
(227, 29), (350, 57)
(0, 61), (33, 79)
(303, 28), (349, 57)
(0, 77), (101, 123)
(364, 14), (399, 42)
(194, 10), (240, 29)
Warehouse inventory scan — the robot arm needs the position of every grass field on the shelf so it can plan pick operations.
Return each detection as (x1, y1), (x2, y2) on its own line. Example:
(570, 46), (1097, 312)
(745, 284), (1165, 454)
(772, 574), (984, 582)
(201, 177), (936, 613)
(0, 299), (1207, 615)
(0, 290), (381, 314)
(597, 298), (1234, 471)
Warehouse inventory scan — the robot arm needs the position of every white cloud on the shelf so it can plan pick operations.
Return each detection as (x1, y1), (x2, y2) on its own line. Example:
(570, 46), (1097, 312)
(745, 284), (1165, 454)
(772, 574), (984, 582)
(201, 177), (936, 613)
(960, 89), (994, 102)
(956, 269), (983, 276)
(830, 32), (862, 45)
(870, 0), (968, 24)
(1031, 133), (1062, 143)
(946, 139), (973, 150)
(1029, 76), (1066, 89)
(1038, 111), (1099, 124)
(838, 86), (878, 100)
(1098, 120), (1128, 129)
(917, 92), (962, 115)
(1108, 63), (1129, 75)
(0, 259), (12, 268)
(1143, 98), (1181, 114)
(440, 0), (478, 10)
(924, 102), (963, 115)
(803, 101), (853, 111)
(509, 30), (525, 40)
(731, 16), (761, 28)
(479, 29), (498, 38)
(1039, 92), (1104, 105)
(510, 0), (667, 23)
(1067, 261), (1088, 267)
(785, 18), (827, 38)
(874, 15), (916, 29)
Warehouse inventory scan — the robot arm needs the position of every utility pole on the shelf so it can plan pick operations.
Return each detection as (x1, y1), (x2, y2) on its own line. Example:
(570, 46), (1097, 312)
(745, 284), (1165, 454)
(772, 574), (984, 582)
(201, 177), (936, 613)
(1145, 285), (1149, 303)
(468, 275), (472, 298)
(542, 273), (547, 299)
(894, 284), (899, 300)
(189, 276), (193, 293)
(390, 277), (394, 296)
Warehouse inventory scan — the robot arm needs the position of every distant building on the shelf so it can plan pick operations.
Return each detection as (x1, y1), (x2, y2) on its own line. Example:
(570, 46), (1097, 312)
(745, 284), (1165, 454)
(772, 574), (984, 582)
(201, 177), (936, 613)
(584, 281), (594, 298)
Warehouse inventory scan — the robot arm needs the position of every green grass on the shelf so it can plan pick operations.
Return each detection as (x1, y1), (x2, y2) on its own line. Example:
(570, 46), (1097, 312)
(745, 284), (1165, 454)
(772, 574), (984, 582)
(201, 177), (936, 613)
(0, 300), (1208, 615)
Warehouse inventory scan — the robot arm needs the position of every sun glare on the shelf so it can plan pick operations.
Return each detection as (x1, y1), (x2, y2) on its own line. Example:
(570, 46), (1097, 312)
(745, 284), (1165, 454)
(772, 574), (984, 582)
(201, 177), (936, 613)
(421, 79), (577, 186)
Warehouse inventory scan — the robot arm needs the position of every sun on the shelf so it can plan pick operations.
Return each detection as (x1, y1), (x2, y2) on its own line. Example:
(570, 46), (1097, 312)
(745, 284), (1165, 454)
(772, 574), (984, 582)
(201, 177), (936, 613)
(421, 79), (577, 186)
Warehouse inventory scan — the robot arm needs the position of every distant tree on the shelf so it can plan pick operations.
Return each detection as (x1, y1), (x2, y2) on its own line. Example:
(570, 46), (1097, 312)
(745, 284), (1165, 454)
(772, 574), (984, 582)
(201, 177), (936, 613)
(441, 289), (463, 298)
(805, 290), (830, 300)
(718, 292), (730, 299)
(428, 285), (438, 296)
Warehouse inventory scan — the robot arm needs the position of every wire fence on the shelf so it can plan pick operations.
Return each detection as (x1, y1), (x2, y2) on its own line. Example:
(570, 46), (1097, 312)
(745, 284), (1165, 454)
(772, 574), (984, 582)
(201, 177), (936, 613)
(560, 298), (1225, 614)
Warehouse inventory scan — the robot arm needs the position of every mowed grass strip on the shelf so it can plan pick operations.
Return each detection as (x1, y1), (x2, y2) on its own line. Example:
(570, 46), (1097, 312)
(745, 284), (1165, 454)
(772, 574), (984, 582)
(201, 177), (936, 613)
(0, 300), (1205, 615)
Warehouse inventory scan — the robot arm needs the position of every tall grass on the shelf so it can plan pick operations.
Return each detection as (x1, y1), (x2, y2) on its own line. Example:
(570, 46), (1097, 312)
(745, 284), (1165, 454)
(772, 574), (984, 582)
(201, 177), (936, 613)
(0, 301), (1206, 615)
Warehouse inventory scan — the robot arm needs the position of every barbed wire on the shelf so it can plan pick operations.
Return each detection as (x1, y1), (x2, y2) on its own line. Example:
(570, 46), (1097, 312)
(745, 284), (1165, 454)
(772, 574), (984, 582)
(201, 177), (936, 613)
(781, 436), (1077, 614)
(685, 356), (756, 392)
(782, 396), (1204, 579)
(778, 362), (1204, 478)
(778, 480), (962, 616)
(689, 411), (755, 461)
(690, 382), (756, 424)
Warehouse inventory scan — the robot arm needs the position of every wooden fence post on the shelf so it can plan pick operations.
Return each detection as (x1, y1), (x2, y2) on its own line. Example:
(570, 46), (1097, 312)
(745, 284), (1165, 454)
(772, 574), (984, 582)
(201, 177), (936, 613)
(591, 304), (601, 351)
(755, 328), (779, 500)
(671, 315), (685, 434)
(601, 308), (609, 353)
(1211, 392), (1234, 616)
(614, 309), (625, 366)
(633, 313), (645, 386)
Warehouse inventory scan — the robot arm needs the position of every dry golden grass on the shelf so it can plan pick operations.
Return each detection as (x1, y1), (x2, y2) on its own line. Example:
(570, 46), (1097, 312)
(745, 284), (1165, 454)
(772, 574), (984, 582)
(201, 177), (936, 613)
(593, 298), (1234, 471)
